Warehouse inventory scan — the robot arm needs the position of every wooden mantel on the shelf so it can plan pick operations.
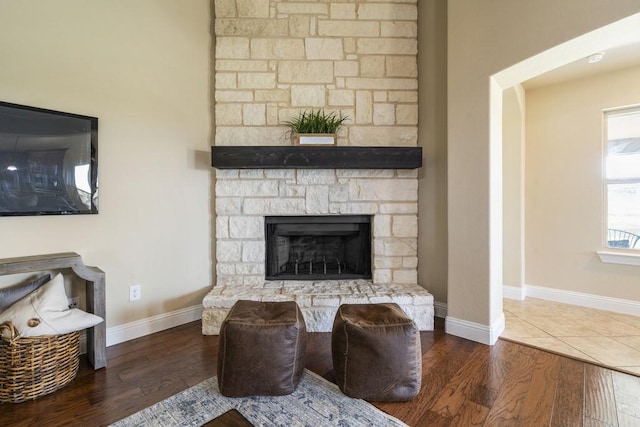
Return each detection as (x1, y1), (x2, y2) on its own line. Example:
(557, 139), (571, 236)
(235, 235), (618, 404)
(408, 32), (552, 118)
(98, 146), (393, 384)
(0, 252), (106, 369)
(211, 146), (422, 169)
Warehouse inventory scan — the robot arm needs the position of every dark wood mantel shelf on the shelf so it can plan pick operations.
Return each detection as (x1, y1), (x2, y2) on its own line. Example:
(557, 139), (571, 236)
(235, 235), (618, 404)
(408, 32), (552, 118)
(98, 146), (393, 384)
(211, 146), (422, 169)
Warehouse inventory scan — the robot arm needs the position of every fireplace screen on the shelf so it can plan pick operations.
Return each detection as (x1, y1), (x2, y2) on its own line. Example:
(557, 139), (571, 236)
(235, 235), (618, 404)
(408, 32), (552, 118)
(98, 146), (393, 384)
(265, 215), (372, 280)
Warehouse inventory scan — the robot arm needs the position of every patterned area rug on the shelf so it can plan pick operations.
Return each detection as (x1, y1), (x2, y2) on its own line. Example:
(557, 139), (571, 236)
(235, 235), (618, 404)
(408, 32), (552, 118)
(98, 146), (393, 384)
(109, 370), (408, 427)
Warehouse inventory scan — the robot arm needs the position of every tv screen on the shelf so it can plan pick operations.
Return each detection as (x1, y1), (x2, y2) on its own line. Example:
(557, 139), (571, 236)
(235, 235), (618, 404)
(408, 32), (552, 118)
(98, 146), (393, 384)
(0, 101), (98, 216)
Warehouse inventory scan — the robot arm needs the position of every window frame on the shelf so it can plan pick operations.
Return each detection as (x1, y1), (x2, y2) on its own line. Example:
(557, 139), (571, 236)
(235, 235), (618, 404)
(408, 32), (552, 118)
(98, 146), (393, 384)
(598, 105), (640, 264)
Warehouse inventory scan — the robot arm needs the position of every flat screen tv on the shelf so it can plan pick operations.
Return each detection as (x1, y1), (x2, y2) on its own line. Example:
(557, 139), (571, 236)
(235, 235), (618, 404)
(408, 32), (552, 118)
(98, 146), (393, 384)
(0, 101), (98, 216)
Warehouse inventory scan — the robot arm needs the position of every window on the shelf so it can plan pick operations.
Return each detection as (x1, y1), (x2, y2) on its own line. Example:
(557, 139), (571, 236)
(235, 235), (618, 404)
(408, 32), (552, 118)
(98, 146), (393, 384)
(605, 107), (640, 250)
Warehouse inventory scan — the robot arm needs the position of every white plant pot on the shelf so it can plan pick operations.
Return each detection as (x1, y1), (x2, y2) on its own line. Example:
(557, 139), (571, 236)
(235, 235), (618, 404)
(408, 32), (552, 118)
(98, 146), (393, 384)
(295, 133), (336, 146)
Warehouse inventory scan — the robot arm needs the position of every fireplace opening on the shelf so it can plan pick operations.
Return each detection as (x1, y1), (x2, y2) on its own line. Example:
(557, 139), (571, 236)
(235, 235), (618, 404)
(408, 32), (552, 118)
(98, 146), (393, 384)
(265, 215), (372, 281)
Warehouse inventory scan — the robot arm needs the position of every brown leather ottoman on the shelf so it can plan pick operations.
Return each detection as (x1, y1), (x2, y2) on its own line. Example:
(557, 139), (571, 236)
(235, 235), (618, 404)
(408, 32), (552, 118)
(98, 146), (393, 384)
(217, 300), (306, 397)
(331, 303), (421, 401)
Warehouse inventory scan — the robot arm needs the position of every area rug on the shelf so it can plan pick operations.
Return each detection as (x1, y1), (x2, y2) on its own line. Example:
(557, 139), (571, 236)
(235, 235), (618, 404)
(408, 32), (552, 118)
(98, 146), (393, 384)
(109, 369), (408, 427)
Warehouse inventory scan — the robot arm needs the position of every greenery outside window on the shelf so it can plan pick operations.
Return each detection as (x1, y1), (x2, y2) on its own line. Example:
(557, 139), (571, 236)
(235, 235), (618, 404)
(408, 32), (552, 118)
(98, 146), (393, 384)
(605, 107), (640, 250)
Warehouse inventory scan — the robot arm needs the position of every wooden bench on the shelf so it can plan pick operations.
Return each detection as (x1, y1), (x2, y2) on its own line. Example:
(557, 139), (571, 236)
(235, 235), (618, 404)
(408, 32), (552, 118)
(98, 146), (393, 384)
(0, 252), (106, 369)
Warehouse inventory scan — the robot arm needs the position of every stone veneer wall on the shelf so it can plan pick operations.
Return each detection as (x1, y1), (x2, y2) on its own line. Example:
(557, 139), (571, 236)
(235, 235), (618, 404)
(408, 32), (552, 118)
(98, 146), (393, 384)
(204, 0), (432, 333)
(215, 168), (419, 287)
(214, 0), (418, 146)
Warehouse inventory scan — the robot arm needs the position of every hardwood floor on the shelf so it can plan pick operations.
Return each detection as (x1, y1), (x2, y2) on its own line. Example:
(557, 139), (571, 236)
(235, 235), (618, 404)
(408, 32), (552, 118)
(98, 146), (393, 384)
(2, 318), (640, 426)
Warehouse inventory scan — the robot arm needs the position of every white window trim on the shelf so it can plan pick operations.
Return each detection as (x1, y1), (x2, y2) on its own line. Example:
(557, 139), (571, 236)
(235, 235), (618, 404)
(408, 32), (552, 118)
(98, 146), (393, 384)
(597, 250), (640, 266)
(602, 107), (640, 257)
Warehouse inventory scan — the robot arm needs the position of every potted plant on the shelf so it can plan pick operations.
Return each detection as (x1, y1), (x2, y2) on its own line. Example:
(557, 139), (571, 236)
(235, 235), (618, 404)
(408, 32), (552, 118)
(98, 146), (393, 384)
(284, 109), (349, 146)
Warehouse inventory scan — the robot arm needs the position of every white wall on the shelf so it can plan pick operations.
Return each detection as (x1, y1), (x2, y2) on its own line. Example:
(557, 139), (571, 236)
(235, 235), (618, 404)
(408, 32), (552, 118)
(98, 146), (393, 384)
(526, 65), (640, 301)
(447, 1), (640, 342)
(0, 0), (212, 328)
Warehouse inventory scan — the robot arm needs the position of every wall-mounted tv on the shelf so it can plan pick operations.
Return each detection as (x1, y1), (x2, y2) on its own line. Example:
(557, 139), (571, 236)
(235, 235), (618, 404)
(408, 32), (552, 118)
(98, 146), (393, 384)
(0, 101), (98, 216)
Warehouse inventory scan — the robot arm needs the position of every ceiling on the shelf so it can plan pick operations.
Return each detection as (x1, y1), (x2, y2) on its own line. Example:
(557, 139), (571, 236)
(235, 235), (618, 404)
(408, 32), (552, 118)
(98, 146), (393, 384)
(522, 42), (640, 90)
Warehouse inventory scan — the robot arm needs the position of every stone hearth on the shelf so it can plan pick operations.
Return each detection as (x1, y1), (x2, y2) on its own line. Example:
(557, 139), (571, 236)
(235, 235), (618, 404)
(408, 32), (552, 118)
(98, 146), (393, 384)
(202, 280), (433, 334)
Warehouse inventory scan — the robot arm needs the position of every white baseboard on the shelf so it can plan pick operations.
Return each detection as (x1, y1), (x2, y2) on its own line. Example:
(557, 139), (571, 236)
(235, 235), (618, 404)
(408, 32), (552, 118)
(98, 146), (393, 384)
(433, 301), (447, 318)
(502, 283), (640, 316)
(524, 285), (640, 316)
(106, 304), (203, 347)
(503, 285), (526, 300)
(445, 312), (504, 345)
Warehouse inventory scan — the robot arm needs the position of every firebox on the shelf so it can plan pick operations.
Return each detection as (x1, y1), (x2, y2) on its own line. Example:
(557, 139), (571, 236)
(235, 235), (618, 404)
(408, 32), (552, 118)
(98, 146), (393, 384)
(265, 215), (372, 281)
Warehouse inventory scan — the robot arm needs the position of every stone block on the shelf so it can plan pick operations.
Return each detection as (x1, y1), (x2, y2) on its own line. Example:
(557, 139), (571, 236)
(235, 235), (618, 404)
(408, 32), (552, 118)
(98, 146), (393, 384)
(373, 268), (392, 284)
(255, 89), (289, 102)
(361, 56), (385, 78)
(216, 263), (236, 276)
(215, 197), (243, 215)
(277, 2), (328, 15)
(376, 238), (417, 257)
(403, 257), (418, 268)
(388, 91), (418, 103)
(217, 59), (268, 72)
(216, 216), (229, 238)
(330, 4), (356, 19)
(328, 90), (354, 106)
(318, 20), (379, 37)
(373, 214), (392, 237)
(291, 85), (326, 107)
(215, 104), (242, 125)
(374, 256), (402, 269)
(393, 269), (418, 285)
(381, 21), (417, 38)
(237, 0), (269, 18)
(242, 240), (265, 263)
(373, 104), (396, 125)
(214, 0), (235, 18)
(357, 3), (417, 21)
(215, 73), (238, 90)
(334, 61), (359, 77)
(373, 91), (387, 102)
(216, 179), (279, 197)
(379, 202), (418, 214)
(215, 19), (288, 37)
(238, 170), (264, 179)
(230, 216), (263, 239)
(251, 38), (304, 59)
(349, 178), (417, 202)
(355, 91), (373, 124)
(289, 15), (310, 37)
(348, 126), (418, 146)
(387, 56), (418, 78)
(305, 186), (329, 214)
(215, 90), (254, 102)
(243, 103), (266, 125)
(396, 104), (418, 125)
(305, 38), (344, 60)
(392, 215), (418, 238)
(328, 184), (349, 202)
(238, 72), (276, 89)
(297, 169), (336, 185)
(216, 37), (250, 59)
(279, 61), (334, 83)
(236, 263), (264, 275)
(215, 126), (289, 146)
(357, 38), (417, 56)
(346, 77), (417, 91)
(217, 241), (242, 262)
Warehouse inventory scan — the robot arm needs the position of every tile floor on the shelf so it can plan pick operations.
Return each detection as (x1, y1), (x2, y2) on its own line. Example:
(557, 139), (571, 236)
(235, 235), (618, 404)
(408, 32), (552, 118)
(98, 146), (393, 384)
(502, 297), (640, 376)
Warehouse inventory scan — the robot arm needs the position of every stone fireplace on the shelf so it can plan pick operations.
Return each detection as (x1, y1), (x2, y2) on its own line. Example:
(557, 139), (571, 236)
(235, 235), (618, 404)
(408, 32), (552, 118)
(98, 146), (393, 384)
(202, 0), (432, 334)
(202, 166), (434, 333)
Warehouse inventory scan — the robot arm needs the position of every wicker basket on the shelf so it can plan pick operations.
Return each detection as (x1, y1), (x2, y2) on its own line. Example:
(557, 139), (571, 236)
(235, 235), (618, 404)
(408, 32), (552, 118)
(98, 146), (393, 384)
(0, 322), (80, 403)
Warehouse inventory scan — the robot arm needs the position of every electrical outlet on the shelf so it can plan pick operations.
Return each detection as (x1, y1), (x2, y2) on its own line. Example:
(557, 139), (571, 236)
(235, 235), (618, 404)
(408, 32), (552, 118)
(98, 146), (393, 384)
(68, 297), (79, 309)
(130, 285), (141, 301)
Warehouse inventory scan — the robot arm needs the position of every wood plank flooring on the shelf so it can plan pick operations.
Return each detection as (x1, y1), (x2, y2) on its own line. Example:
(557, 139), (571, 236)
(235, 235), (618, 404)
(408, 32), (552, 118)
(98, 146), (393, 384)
(2, 318), (640, 426)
